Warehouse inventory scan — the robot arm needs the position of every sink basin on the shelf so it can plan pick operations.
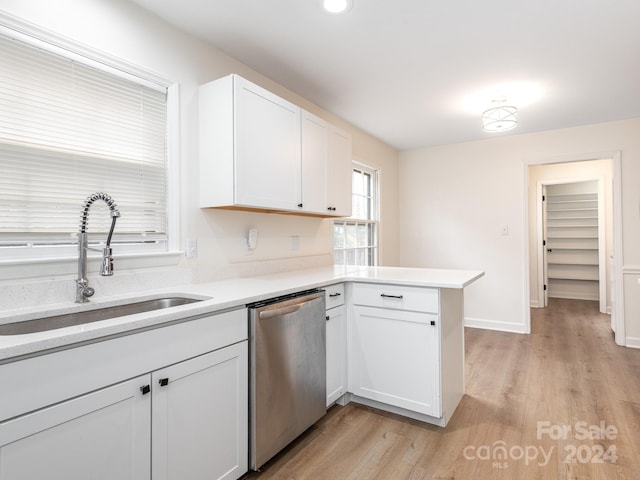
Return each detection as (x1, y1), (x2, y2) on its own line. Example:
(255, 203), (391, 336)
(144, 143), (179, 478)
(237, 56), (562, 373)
(0, 297), (203, 336)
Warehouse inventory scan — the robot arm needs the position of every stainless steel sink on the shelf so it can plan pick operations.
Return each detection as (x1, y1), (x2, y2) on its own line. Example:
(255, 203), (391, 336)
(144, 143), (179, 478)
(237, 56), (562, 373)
(0, 297), (203, 336)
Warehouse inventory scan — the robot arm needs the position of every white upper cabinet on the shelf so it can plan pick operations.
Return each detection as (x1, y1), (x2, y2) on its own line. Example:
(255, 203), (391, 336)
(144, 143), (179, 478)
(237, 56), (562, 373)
(301, 111), (329, 214)
(200, 74), (301, 211)
(327, 125), (352, 217)
(199, 74), (352, 216)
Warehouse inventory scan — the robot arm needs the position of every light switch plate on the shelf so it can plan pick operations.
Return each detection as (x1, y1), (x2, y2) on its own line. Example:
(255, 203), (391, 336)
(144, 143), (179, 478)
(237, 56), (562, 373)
(185, 239), (197, 258)
(247, 228), (258, 250)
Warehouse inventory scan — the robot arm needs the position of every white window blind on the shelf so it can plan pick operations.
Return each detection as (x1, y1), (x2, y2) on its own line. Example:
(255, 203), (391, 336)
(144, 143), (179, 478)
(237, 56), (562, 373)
(0, 32), (167, 249)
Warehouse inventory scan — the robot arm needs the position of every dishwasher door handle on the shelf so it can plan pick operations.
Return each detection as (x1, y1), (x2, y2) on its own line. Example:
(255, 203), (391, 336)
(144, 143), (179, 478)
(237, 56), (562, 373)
(259, 303), (303, 319)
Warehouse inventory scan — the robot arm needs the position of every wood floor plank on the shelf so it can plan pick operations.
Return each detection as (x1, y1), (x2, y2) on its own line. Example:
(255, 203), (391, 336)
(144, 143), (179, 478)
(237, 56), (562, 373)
(244, 299), (640, 480)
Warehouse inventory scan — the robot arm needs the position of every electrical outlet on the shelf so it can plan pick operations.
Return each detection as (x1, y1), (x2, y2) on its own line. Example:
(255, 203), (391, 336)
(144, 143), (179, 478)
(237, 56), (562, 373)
(500, 224), (509, 236)
(185, 239), (197, 258)
(247, 228), (258, 250)
(291, 235), (300, 251)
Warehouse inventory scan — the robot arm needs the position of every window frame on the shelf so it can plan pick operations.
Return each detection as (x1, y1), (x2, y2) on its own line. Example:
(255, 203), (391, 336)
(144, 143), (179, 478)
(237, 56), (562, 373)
(334, 161), (380, 267)
(0, 15), (180, 281)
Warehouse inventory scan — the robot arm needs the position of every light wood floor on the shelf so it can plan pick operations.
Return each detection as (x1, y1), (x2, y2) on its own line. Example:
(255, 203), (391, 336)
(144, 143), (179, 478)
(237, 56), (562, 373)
(244, 299), (640, 479)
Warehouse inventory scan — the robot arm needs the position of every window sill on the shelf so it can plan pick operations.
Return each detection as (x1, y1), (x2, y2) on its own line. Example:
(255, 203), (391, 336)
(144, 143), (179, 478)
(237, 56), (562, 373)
(0, 251), (183, 282)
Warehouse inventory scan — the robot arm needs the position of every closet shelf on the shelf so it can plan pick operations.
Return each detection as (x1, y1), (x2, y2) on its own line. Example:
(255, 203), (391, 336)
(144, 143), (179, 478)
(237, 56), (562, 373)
(547, 224), (598, 228)
(547, 261), (599, 266)
(547, 199), (597, 204)
(547, 235), (598, 239)
(547, 207), (598, 212)
(545, 182), (600, 301)
(547, 246), (598, 251)
(548, 274), (599, 281)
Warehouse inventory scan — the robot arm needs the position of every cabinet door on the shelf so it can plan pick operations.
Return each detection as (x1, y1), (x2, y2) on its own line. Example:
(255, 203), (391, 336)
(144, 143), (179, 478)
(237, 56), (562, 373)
(350, 306), (440, 417)
(234, 76), (301, 211)
(301, 111), (329, 214)
(152, 341), (248, 480)
(326, 304), (347, 406)
(0, 376), (151, 480)
(327, 126), (352, 217)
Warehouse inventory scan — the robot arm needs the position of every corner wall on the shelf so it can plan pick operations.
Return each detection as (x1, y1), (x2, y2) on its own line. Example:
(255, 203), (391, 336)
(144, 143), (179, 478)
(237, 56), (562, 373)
(399, 118), (640, 345)
(0, 0), (399, 310)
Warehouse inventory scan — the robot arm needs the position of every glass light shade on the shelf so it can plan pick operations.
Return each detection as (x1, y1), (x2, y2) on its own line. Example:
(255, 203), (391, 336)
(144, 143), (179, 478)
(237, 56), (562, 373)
(482, 105), (518, 132)
(323, 0), (352, 13)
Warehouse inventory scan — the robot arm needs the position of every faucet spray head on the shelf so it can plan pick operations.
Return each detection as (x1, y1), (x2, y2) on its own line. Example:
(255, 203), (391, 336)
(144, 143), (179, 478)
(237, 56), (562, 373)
(100, 247), (114, 276)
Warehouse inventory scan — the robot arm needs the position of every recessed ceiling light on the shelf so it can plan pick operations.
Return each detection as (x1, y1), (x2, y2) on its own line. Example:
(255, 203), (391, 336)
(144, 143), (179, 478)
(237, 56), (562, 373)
(323, 0), (353, 14)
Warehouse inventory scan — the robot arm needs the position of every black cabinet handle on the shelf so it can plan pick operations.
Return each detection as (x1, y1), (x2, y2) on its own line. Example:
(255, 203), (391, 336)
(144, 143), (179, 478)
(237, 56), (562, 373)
(430, 320), (436, 326)
(298, 203), (303, 208)
(381, 294), (403, 299)
(158, 378), (169, 387)
(329, 293), (342, 298)
(140, 385), (151, 395)
(326, 315), (330, 321)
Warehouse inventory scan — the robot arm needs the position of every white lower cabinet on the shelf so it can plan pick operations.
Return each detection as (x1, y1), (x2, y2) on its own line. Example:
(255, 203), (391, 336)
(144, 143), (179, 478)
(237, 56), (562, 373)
(347, 283), (465, 426)
(326, 304), (346, 406)
(152, 342), (248, 480)
(0, 309), (249, 480)
(325, 284), (347, 407)
(350, 306), (440, 417)
(0, 376), (151, 480)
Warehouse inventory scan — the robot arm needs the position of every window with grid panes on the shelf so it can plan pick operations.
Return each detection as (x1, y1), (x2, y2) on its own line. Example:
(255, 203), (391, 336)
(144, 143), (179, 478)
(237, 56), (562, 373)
(334, 164), (378, 266)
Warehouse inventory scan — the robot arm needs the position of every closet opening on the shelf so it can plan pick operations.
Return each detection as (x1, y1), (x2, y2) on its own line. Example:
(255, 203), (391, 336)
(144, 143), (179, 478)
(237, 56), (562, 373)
(543, 180), (604, 310)
(528, 158), (614, 316)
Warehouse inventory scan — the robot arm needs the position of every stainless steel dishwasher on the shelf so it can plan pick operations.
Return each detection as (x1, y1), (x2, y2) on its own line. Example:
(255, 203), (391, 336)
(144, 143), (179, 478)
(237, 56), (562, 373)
(248, 289), (326, 470)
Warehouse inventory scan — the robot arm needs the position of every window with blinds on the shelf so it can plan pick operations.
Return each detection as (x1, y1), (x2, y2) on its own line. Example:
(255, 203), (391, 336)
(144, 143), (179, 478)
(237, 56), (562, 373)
(0, 31), (168, 259)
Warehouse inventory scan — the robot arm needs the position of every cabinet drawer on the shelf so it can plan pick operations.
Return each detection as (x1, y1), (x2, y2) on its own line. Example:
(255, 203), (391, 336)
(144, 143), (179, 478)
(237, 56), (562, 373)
(351, 283), (438, 313)
(324, 283), (345, 309)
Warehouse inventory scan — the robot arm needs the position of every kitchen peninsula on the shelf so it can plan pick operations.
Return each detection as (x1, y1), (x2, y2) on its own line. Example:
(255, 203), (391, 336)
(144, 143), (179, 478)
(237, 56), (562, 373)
(0, 265), (483, 480)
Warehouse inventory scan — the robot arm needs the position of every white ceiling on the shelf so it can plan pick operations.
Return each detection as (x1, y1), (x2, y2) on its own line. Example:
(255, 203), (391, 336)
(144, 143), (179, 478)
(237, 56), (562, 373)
(130, 0), (640, 150)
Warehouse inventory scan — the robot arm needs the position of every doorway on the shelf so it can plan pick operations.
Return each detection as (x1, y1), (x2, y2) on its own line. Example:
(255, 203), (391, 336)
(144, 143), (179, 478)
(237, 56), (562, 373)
(526, 156), (624, 345)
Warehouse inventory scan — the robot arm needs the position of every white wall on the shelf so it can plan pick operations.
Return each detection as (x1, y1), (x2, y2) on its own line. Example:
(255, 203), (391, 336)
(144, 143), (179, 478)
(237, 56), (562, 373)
(0, 0), (399, 308)
(399, 118), (640, 345)
(399, 139), (527, 333)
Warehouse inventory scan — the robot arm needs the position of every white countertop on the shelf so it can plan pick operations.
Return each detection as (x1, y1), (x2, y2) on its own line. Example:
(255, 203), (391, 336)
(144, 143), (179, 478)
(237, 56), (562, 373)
(0, 266), (483, 362)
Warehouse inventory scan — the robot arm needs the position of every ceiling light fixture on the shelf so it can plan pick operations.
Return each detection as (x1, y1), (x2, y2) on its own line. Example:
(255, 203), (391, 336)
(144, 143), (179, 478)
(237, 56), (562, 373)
(323, 0), (353, 14)
(482, 99), (518, 132)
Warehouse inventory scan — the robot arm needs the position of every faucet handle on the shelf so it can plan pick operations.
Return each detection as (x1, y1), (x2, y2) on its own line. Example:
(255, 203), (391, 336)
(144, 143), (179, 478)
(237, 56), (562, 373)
(76, 279), (95, 302)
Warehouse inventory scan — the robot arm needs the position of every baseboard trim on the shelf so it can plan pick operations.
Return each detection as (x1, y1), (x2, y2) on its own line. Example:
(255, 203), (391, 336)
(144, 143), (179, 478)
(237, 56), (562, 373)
(347, 395), (448, 427)
(625, 337), (640, 349)
(548, 292), (599, 301)
(530, 300), (540, 308)
(464, 317), (527, 334)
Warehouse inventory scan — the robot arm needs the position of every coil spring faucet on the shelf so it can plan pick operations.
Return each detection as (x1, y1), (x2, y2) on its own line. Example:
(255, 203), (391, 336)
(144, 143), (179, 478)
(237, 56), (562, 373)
(76, 192), (120, 303)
